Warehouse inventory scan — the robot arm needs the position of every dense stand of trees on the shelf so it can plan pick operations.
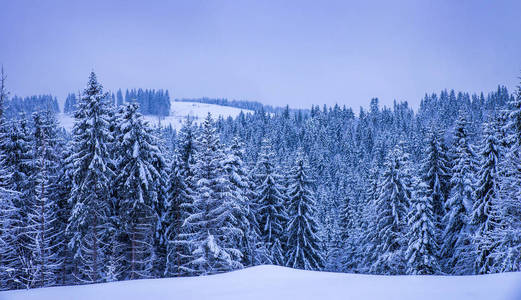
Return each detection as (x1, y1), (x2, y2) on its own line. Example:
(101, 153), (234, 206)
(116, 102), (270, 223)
(1, 71), (521, 291)
(5, 95), (59, 118)
(64, 88), (170, 117)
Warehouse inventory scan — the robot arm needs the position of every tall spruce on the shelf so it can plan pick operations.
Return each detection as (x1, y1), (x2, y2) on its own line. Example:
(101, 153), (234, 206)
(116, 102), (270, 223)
(114, 103), (164, 279)
(55, 143), (75, 285)
(285, 150), (323, 270)
(420, 129), (450, 233)
(1, 116), (35, 288)
(0, 186), (20, 290)
(371, 144), (412, 274)
(441, 112), (475, 274)
(471, 118), (501, 274)
(492, 82), (521, 272)
(254, 138), (288, 265)
(67, 72), (115, 283)
(165, 118), (197, 276)
(222, 137), (261, 267)
(25, 110), (63, 287)
(405, 182), (440, 275)
(181, 113), (243, 275)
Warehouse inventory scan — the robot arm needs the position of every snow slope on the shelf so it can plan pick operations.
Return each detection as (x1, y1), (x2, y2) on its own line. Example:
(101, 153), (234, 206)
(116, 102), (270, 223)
(2, 265), (521, 300)
(56, 101), (253, 131)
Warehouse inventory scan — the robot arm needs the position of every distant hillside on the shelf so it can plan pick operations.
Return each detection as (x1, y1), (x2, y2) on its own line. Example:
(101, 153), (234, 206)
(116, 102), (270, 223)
(57, 100), (253, 131)
(175, 97), (309, 115)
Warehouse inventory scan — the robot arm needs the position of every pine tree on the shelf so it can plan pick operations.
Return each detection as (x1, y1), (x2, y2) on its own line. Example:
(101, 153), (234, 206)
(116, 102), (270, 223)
(360, 164), (381, 273)
(441, 112), (475, 274)
(371, 144), (411, 274)
(54, 143), (75, 285)
(0, 70), (26, 288)
(341, 168), (368, 273)
(254, 138), (288, 265)
(420, 129), (450, 233)
(181, 114), (243, 275)
(222, 137), (261, 267)
(285, 150), (323, 270)
(0, 116), (35, 287)
(490, 82), (521, 273)
(405, 182), (440, 275)
(151, 128), (170, 279)
(165, 118), (197, 276)
(67, 72), (115, 283)
(24, 110), (63, 287)
(471, 118), (502, 274)
(114, 103), (165, 279)
(0, 186), (20, 290)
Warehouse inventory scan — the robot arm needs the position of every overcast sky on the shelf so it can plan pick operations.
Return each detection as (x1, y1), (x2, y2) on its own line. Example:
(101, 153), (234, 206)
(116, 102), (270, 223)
(1, 0), (520, 109)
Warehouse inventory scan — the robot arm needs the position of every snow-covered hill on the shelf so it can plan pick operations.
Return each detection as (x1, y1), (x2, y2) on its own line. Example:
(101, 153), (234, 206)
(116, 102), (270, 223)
(57, 101), (253, 131)
(2, 265), (521, 300)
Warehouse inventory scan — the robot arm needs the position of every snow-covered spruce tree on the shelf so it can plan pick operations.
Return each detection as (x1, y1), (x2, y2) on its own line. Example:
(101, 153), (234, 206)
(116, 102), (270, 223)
(420, 129), (450, 234)
(340, 166), (367, 272)
(165, 118), (197, 277)
(149, 127), (169, 279)
(24, 110), (63, 288)
(360, 164), (381, 273)
(285, 149), (323, 270)
(491, 83), (521, 272)
(0, 87), (23, 289)
(441, 112), (476, 275)
(370, 143), (412, 275)
(471, 118), (502, 274)
(114, 103), (165, 280)
(254, 138), (288, 265)
(54, 143), (75, 285)
(0, 186), (20, 290)
(102, 104), (126, 283)
(405, 182), (440, 275)
(223, 137), (263, 267)
(0, 116), (35, 287)
(181, 113), (243, 275)
(67, 72), (115, 283)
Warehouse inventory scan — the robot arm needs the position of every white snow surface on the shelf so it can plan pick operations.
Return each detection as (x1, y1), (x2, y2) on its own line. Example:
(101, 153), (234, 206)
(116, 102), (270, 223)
(2, 265), (521, 300)
(56, 101), (253, 131)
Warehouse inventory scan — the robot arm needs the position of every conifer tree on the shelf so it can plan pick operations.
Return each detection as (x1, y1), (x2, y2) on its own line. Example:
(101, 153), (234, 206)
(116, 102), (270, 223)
(405, 182), (440, 275)
(371, 144), (412, 274)
(0, 116), (35, 287)
(0, 186), (20, 290)
(151, 128), (170, 279)
(285, 150), (323, 270)
(492, 82), (521, 272)
(182, 114), (243, 275)
(222, 137), (262, 267)
(254, 138), (288, 265)
(114, 103), (165, 279)
(441, 112), (475, 274)
(54, 143), (75, 285)
(165, 118), (197, 276)
(25, 110), (63, 287)
(471, 119), (501, 274)
(360, 165), (381, 273)
(67, 72), (114, 283)
(420, 129), (450, 232)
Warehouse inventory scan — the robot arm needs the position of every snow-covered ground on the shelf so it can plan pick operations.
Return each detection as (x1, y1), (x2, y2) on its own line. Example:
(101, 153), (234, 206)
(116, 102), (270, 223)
(2, 265), (521, 300)
(56, 101), (253, 131)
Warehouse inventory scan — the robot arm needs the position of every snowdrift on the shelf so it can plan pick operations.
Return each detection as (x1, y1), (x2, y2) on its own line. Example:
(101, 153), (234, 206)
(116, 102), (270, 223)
(2, 265), (521, 300)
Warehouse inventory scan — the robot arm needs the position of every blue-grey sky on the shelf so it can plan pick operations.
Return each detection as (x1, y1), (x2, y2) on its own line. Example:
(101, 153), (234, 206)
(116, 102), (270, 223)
(1, 0), (520, 109)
